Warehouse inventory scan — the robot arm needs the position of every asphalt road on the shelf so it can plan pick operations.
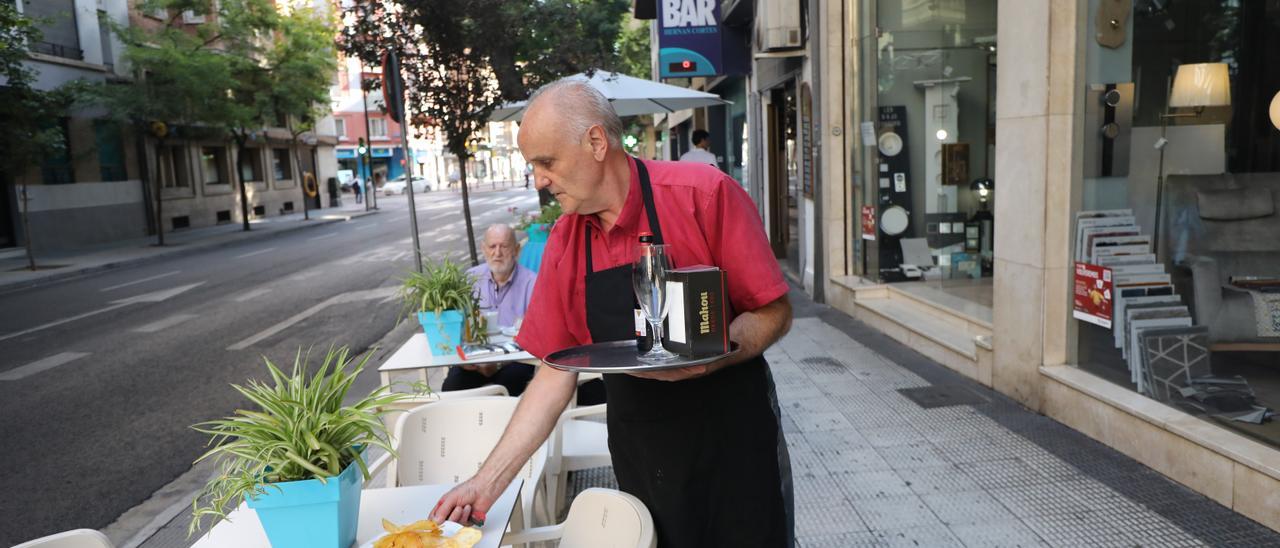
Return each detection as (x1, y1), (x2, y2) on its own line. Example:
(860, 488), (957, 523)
(0, 186), (538, 546)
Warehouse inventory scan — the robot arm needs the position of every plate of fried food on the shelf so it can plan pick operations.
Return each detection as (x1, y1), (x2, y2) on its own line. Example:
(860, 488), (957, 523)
(363, 518), (483, 548)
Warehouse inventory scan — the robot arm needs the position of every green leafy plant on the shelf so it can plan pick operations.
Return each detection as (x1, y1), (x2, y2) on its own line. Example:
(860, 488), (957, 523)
(512, 200), (563, 232)
(188, 346), (410, 534)
(399, 258), (487, 344)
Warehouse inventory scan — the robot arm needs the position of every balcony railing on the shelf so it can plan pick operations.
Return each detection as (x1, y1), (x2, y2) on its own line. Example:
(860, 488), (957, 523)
(30, 41), (84, 61)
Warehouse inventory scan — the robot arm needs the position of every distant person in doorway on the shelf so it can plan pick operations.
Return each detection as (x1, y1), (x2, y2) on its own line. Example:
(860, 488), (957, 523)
(679, 129), (718, 168)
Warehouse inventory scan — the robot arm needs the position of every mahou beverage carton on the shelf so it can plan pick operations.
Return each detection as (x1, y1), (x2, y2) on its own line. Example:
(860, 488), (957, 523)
(661, 265), (729, 357)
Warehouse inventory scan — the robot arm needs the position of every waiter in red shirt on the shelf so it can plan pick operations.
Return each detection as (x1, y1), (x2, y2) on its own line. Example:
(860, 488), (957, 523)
(431, 79), (794, 547)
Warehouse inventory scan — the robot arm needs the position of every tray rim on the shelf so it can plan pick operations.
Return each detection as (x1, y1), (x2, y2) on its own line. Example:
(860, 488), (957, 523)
(543, 340), (739, 373)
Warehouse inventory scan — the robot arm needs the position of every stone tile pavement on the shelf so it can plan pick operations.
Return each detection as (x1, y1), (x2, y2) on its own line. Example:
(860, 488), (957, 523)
(767, 292), (1280, 548)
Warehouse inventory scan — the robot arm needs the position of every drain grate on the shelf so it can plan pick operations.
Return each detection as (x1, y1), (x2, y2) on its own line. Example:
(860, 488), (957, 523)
(800, 357), (844, 368)
(897, 385), (987, 409)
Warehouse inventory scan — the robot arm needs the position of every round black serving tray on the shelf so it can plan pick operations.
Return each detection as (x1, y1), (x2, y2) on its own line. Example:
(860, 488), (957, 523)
(543, 341), (739, 373)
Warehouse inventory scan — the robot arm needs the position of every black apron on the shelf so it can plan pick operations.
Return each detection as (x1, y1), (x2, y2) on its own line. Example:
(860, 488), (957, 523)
(582, 159), (794, 548)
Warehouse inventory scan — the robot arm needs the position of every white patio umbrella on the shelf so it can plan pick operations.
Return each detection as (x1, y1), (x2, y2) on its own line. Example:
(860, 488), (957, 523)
(488, 70), (729, 122)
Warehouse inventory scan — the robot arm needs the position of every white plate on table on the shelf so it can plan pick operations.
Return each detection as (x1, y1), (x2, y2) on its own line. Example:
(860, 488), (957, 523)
(360, 521), (477, 548)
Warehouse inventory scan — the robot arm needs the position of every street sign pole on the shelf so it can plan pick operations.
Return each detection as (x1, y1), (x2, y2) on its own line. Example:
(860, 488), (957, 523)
(383, 50), (423, 273)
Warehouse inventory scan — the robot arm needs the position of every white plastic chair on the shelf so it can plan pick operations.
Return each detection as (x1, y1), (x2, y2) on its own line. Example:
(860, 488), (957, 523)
(376, 385), (510, 438)
(366, 396), (548, 531)
(544, 403), (610, 519)
(501, 488), (655, 548)
(13, 529), (114, 548)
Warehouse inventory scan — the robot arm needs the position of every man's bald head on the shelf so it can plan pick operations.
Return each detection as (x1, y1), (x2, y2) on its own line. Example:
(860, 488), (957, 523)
(483, 223), (517, 247)
(524, 78), (623, 150)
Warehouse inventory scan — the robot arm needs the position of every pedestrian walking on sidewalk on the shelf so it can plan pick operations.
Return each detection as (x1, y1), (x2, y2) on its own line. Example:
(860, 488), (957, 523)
(431, 78), (795, 547)
(679, 128), (719, 168)
(353, 177), (364, 203)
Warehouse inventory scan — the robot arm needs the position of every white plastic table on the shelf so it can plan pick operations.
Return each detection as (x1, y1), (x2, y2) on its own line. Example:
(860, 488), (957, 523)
(190, 479), (522, 548)
(379, 333), (539, 386)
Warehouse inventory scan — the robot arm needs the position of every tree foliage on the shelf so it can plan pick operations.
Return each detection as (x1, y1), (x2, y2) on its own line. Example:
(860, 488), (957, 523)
(0, 3), (83, 179)
(339, 0), (638, 263)
(101, 0), (336, 233)
(1, 2), (86, 268)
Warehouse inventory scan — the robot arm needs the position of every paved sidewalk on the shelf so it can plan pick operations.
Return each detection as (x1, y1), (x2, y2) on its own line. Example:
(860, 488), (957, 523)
(773, 291), (1280, 547)
(0, 200), (376, 293)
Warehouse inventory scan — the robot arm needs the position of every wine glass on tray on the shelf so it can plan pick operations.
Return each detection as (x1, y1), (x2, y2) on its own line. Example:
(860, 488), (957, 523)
(632, 243), (679, 364)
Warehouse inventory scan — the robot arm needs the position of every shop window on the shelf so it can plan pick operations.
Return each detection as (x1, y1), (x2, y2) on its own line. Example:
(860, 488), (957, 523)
(94, 120), (127, 182)
(239, 148), (264, 182)
(159, 145), (189, 188)
(1072, 0), (1280, 449)
(272, 148), (292, 181)
(863, 0), (998, 303)
(201, 146), (228, 185)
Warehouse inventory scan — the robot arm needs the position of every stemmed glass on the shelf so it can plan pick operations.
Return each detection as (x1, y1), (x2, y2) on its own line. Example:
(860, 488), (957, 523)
(633, 243), (679, 364)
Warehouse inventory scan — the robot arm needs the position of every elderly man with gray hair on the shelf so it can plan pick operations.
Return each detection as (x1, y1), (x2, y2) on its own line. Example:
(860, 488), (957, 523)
(443, 223), (538, 396)
(432, 77), (794, 547)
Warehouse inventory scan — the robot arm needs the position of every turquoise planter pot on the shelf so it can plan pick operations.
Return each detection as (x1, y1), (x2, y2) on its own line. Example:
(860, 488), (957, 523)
(519, 224), (550, 272)
(246, 459), (361, 548)
(417, 310), (464, 356)
(525, 223), (551, 243)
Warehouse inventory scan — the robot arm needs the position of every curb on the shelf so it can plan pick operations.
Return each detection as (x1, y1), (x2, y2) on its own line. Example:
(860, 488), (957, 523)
(0, 210), (379, 296)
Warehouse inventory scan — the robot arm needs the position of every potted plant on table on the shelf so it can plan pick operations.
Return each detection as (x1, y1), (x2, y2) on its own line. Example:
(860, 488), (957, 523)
(512, 201), (562, 272)
(400, 258), (487, 356)
(189, 347), (410, 548)
(512, 200), (562, 244)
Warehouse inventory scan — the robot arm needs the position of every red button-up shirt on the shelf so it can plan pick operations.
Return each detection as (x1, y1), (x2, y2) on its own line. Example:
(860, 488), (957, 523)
(515, 157), (787, 359)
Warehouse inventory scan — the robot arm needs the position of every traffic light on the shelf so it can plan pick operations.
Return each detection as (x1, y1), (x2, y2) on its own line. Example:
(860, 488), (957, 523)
(357, 137), (368, 156)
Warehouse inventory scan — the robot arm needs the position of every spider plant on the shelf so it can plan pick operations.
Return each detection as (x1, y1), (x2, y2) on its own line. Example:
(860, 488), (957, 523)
(512, 200), (562, 232)
(399, 258), (487, 344)
(188, 346), (411, 534)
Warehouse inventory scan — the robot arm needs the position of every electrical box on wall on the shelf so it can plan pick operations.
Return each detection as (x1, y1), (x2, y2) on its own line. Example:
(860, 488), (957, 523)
(755, 0), (802, 51)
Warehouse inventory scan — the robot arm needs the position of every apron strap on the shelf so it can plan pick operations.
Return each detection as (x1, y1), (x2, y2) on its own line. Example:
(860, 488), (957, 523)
(585, 224), (595, 275)
(583, 157), (663, 275)
(635, 160), (664, 245)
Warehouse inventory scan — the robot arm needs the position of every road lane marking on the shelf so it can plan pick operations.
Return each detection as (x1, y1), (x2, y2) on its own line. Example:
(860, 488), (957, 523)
(234, 288), (272, 302)
(308, 232), (338, 241)
(287, 271), (320, 281)
(0, 352), (90, 381)
(226, 286), (398, 350)
(100, 270), (181, 292)
(0, 283), (205, 342)
(133, 313), (198, 333)
(235, 247), (275, 259)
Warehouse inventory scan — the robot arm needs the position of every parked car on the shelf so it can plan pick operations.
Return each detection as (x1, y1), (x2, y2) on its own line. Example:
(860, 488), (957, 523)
(337, 170), (355, 191)
(383, 176), (430, 195)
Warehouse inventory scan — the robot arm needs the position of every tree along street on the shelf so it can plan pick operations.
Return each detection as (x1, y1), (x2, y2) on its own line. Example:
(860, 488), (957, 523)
(0, 188), (536, 546)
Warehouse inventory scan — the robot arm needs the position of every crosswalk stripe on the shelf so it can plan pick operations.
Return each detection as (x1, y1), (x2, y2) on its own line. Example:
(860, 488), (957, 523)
(0, 352), (90, 381)
(132, 314), (198, 333)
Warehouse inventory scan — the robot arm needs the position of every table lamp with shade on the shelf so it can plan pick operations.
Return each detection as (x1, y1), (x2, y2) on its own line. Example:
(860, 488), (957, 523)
(1270, 89), (1280, 130)
(1153, 62), (1231, 260)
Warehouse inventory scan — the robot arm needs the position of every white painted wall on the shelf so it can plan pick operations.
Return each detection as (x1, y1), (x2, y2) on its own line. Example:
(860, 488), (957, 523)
(18, 180), (144, 213)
